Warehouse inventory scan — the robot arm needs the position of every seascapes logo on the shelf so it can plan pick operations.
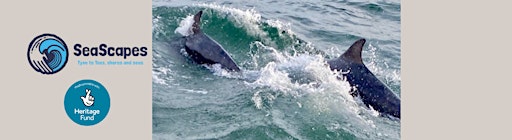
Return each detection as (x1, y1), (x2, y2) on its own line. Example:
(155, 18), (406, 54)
(27, 34), (68, 74)
(27, 33), (147, 71)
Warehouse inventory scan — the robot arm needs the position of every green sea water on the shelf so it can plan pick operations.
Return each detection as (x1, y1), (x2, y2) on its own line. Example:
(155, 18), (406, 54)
(153, 0), (400, 139)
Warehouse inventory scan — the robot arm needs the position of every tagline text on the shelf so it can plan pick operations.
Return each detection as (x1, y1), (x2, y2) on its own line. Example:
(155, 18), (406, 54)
(78, 60), (144, 66)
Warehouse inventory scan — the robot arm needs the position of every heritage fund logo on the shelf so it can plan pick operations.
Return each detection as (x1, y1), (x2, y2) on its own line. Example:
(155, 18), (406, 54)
(64, 79), (110, 126)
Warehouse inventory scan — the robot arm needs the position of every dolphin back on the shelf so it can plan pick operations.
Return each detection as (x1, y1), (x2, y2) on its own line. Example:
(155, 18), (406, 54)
(185, 33), (241, 71)
(181, 10), (241, 72)
(347, 64), (401, 118)
(328, 38), (401, 119)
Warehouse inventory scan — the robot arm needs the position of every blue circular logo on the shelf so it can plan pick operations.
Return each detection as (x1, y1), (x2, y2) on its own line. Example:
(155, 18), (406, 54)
(64, 79), (110, 126)
(27, 33), (68, 74)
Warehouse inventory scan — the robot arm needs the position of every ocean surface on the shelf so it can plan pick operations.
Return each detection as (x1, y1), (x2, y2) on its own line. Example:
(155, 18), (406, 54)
(152, 0), (401, 139)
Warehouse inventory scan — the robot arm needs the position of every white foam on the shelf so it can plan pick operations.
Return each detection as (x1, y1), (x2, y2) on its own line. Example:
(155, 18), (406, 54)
(172, 3), (299, 47)
(246, 49), (359, 107)
(174, 14), (195, 36)
(152, 15), (160, 32)
(177, 88), (208, 94)
(197, 3), (293, 44)
(250, 62), (294, 93)
(266, 19), (295, 37)
(251, 91), (263, 109)
(203, 64), (245, 79)
(241, 41), (392, 135)
(152, 73), (167, 86)
(197, 3), (262, 33)
(152, 67), (172, 86)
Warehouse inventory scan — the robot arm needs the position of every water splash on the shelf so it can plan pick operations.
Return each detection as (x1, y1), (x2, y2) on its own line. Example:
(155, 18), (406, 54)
(197, 3), (264, 37)
(153, 3), (401, 140)
(174, 14), (195, 36)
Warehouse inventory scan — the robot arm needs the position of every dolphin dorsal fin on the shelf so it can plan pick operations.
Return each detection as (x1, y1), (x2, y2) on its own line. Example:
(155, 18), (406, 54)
(340, 38), (366, 64)
(192, 10), (203, 34)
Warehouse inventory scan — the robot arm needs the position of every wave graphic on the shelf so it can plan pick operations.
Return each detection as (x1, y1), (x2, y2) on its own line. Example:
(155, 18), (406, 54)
(27, 34), (68, 74)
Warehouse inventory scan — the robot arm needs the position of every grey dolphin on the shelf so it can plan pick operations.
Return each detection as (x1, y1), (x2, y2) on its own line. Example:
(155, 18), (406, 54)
(184, 10), (241, 72)
(327, 39), (400, 119)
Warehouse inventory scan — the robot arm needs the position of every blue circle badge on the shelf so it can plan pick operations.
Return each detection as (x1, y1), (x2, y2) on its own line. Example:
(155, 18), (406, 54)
(27, 34), (68, 74)
(64, 79), (110, 126)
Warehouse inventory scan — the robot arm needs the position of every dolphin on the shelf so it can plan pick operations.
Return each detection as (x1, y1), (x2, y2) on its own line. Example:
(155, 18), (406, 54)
(183, 10), (241, 72)
(327, 39), (400, 119)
